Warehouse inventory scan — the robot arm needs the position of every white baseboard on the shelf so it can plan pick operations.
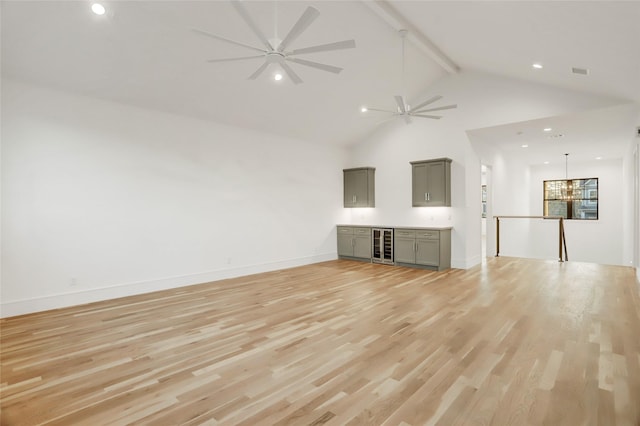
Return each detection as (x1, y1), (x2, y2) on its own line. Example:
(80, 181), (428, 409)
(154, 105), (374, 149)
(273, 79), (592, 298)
(1, 253), (337, 318)
(452, 255), (480, 270)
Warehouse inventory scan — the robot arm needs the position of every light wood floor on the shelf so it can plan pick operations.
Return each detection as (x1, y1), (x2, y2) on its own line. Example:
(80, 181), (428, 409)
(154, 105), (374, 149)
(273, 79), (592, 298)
(2, 257), (639, 425)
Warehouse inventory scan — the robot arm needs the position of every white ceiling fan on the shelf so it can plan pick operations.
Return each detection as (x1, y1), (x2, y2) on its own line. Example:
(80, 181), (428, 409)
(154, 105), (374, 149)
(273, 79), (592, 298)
(193, 0), (356, 84)
(362, 29), (457, 123)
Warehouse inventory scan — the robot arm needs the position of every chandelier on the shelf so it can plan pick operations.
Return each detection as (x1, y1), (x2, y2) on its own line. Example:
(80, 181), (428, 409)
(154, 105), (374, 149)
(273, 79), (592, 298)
(561, 153), (578, 201)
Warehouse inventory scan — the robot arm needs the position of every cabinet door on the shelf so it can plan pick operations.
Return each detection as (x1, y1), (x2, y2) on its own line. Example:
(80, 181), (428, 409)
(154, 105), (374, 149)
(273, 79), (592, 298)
(343, 170), (358, 207)
(426, 161), (446, 206)
(353, 235), (372, 259)
(337, 234), (354, 257)
(382, 229), (393, 262)
(372, 229), (382, 259)
(412, 163), (429, 207)
(416, 239), (439, 266)
(344, 168), (374, 207)
(394, 237), (416, 263)
(352, 169), (371, 207)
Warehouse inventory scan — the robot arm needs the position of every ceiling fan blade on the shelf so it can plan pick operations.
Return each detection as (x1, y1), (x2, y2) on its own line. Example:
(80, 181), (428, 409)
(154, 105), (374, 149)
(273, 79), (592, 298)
(395, 96), (406, 114)
(230, 0), (274, 51)
(411, 114), (442, 119)
(192, 29), (265, 53)
(290, 39), (356, 56)
(364, 107), (396, 113)
(280, 62), (303, 84)
(411, 95), (443, 112)
(207, 55), (264, 63)
(286, 58), (342, 74)
(413, 104), (457, 113)
(278, 6), (320, 52)
(248, 61), (270, 80)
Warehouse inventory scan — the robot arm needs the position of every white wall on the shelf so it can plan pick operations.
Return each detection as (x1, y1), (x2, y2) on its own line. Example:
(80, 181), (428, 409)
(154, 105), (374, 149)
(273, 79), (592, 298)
(621, 134), (638, 269)
(527, 159), (624, 265)
(344, 117), (468, 266)
(1, 80), (347, 317)
(480, 146), (628, 266)
(489, 151), (533, 258)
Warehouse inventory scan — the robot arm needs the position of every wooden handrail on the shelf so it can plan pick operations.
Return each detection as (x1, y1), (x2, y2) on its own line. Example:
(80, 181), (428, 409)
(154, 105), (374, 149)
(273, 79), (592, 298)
(494, 215), (564, 219)
(493, 215), (568, 262)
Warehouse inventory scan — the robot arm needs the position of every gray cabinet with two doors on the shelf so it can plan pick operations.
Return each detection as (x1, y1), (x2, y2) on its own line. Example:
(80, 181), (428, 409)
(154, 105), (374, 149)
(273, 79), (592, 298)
(394, 228), (451, 271)
(337, 226), (372, 260)
(343, 167), (375, 208)
(411, 158), (452, 207)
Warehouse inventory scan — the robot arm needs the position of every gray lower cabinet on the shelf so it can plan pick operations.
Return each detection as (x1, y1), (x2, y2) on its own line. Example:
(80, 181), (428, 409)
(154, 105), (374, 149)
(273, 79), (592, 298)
(394, 228), (451, 271)
(411, 158), (452, 207)
(337, 226), (371, 261)
(344, 167), (375, 208)
(394, 232), (417, 264)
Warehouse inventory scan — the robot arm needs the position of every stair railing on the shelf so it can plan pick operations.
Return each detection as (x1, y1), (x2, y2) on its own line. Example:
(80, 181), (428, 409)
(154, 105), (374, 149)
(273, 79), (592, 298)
(494, 215), (568, 262)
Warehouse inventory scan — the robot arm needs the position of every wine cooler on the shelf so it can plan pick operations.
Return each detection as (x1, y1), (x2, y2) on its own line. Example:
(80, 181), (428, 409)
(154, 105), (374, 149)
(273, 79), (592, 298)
(372, 228), (394, 264)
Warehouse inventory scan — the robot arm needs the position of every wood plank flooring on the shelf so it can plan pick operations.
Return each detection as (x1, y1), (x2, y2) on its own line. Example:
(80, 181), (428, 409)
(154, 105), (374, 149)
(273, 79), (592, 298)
(1, 257), (639, 425)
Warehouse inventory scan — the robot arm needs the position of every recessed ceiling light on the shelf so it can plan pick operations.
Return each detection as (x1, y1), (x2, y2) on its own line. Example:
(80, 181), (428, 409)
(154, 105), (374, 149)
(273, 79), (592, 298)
(544, 161), (550, 164)
(521, 144), (529, 148)
(596, 156), (602, 160)
(532, 63), (543, 69)
(361, 106), (368, 113)
(91, 3), (106, 15)
(543, 128), (552, 132)
(274, 73), (283, 81)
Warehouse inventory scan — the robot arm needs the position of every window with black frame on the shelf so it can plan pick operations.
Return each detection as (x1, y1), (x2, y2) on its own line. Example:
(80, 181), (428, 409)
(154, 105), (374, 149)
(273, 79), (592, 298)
(543, 178), (598, 220)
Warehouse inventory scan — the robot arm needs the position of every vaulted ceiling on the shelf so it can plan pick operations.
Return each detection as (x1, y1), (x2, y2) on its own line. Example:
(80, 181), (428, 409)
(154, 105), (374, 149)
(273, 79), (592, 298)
(2, 1), (639, 156)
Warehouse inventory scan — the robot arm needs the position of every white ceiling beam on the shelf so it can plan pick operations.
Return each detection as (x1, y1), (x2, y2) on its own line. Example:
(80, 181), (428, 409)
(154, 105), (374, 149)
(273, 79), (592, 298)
(361, 0), (459, 74)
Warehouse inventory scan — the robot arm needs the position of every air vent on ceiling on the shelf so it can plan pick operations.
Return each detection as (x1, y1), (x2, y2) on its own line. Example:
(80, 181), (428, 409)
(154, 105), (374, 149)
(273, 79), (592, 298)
(572, 67), (589, 75)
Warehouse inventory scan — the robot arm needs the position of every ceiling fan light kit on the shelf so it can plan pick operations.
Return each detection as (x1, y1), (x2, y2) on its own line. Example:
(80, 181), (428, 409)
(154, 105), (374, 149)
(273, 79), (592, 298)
(193, 0), (356, 84)
(363, 29), (457, 123)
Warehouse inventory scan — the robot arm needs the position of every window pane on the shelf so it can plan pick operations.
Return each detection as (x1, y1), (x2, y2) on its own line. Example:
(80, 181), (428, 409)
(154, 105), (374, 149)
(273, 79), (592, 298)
(573, 200), (597, 219)
(545, 200), (568, 218)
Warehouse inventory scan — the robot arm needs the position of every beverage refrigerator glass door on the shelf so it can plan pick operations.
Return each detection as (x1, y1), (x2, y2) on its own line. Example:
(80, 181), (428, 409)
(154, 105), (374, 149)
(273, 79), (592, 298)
(372, 228), (394, 264)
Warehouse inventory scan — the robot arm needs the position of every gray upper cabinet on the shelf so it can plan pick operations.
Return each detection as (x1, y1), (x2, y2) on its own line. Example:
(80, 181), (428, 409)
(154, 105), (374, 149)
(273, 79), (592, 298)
(343, 167), (375, 208)
(411, 158), (452, 207)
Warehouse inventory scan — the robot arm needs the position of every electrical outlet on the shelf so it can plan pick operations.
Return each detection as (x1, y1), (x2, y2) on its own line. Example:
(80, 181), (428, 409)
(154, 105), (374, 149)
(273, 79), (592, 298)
(70, 278), (77, 287)
(226, 257), (232, 265)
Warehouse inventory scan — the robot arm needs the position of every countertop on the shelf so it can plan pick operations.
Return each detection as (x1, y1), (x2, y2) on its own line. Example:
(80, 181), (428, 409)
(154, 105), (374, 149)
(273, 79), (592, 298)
(337, 224), (453, 230)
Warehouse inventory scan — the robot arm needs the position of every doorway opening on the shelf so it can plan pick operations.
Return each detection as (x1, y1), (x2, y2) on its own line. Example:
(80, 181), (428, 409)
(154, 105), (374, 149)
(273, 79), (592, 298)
(481, 164), (493, 260)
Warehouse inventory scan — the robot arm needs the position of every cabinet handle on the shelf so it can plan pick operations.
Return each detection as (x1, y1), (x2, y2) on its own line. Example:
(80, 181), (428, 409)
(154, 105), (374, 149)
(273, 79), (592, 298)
(427, 192), (431, 201)
(354, 195), (357, 203)
(425, 192), (428, 201)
